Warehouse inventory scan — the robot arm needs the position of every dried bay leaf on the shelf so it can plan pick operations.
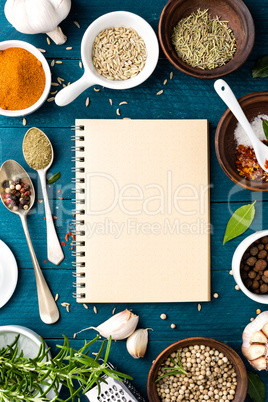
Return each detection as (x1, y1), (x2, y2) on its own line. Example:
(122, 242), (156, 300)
(223, 201), (256, 245)
(252, 55), (268, 78)
(247, 371), (265, 402)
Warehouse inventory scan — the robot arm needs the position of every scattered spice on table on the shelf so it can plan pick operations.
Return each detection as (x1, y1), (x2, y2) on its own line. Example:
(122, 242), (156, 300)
(0, 47), (46, 110)
(23, 128), (52, 170)
(171, 9), (236, 70)
(1, 178), (31, 211)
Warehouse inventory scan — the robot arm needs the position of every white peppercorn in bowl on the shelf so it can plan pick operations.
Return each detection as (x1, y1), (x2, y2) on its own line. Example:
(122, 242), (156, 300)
(147, 337), (247, 401)
(232, 230), (268, 304)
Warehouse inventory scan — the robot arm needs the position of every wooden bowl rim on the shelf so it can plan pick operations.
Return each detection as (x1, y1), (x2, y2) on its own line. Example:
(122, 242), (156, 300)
(147, 336), (248, 402)
(158, 0), (255, 79)
(215, 90), (268, 191)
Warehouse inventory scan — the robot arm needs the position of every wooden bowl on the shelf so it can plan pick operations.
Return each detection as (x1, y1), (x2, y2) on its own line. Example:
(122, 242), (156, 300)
(147, 337), (248, 401)
(215, 91), (268, 191)
(158, 0), (255, 79)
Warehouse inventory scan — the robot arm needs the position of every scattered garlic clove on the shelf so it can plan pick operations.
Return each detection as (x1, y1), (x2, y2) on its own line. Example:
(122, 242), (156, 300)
(262, 322), (268, 337)
(242, 344), (266, 361)
(250, 331), (267, 344)
(126, 328), (149, 359)
(250, 357), (267, 371)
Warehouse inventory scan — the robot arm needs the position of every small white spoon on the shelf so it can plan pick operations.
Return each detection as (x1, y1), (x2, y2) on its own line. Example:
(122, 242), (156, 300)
(214, 79), (268, 172)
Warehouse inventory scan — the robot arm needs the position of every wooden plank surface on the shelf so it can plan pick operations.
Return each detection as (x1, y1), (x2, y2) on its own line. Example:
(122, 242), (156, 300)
(0, 0), (268, 400)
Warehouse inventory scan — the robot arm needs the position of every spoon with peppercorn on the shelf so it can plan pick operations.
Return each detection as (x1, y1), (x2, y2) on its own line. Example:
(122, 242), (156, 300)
(215, 79), (268, 172)
(23, 127), (64, 266)
(0, 160), (60, 325)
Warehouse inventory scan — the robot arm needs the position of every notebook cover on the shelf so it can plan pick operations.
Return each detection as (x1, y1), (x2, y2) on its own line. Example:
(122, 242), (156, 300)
(74, 119), (210, 303)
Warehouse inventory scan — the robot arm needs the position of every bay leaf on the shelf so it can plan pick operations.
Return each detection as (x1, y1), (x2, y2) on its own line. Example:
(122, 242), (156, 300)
(47, 171), (61, 184)
(223, 201), (256, 245)
(252, 55), (268, 78)
(262, 119), (268, 140)
(247, 371), (265, 402)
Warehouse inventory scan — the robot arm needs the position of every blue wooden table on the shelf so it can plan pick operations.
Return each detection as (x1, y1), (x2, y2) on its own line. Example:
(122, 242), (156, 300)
(0, 0), (268, 400)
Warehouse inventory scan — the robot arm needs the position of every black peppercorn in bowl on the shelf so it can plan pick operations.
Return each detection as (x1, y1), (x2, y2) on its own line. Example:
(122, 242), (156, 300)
(147, 337), (247, 401)
(158, 0), (255, 79)
(232, 230), (268, 304)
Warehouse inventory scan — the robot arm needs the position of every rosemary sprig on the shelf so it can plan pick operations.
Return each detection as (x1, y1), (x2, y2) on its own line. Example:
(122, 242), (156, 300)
(155, 351), (188, 382)
(0, 334), (132, 402)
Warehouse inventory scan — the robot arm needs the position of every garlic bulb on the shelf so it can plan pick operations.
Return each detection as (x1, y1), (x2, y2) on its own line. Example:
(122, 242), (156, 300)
(4, 0), (71, 45)
(242, 311), (268, 370)
(126, 329), (149, 359)
(75, 309), (139, 341)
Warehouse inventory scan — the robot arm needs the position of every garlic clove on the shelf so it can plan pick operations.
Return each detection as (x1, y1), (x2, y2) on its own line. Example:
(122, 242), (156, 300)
(242, 344), (266, 361)
(46, 26), (67, 45)
(126, 328), (149, 359)
(262, 322), (268, 337)
(250, 357), (267, 371)
(250, 331), (267, 344)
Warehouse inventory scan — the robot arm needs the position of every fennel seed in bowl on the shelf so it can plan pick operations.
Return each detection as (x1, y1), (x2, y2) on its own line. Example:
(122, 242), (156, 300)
(171, 9), (236, 70)
(92, 26), (147, 80)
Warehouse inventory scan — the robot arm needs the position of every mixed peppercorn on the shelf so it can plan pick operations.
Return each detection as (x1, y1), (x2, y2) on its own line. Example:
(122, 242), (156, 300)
(1, 178), (31, 211)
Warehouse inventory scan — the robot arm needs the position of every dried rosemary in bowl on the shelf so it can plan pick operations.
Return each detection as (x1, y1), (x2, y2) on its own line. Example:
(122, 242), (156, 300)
(171, 9), (236, 70)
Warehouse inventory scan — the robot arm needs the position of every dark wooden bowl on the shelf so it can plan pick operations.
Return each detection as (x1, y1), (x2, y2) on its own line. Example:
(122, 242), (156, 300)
(158, 0), (255, 79)
(147, 337), (248, 401)
(216, 91), (268, 191)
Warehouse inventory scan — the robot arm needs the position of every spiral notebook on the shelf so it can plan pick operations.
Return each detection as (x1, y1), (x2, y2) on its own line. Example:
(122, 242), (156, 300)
(73, 119), (210, 303)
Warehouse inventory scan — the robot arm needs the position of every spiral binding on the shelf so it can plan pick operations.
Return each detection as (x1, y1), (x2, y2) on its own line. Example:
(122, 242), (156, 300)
(72, 124), (86, 299)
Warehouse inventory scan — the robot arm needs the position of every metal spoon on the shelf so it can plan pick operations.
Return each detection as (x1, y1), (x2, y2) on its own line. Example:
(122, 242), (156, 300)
(0, 160), (60, 324)
(23, 128), (64, 266)
(214, 79), (268, 172)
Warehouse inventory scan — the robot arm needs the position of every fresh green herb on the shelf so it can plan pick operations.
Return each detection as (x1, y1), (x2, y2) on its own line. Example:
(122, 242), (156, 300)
(0, 334), (132, 402)
(171, 9), (236, 70)
(223, 201), (256, 245)
(155, 351), (188, 383)
(252, 55), (268, 78)
(247, 371), (265, 402)
(262, 119), (268, 140)
(48, 171), (61, 184)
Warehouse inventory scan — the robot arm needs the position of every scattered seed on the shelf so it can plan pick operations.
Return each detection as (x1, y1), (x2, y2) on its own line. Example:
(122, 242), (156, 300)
(112, 307), (116, 314)
(163, 79), (167, 85)
(250, 317), (254, 322)
(66, 47), (73, 50)
(66, 305), (70, 313)
(94, 88), (100, 92)
(123, 117), (131, 120)
(62, 83), (66, 87)
(38, 48), (46, 53)
(171, 323), (176, 329)
(170, 71), (173, 80)
(50, 90), (58, 95)
(156, 90), (163, 95)
(51, 82), (60, 86)
(68, 82), (71, 86)
(47, 97), (55, 102)
(160, 313), (167, 320)
(93, 306), (98, 314)
(116, 108), (121, 116)
(73, 333), (77, 339)
(73, 20), (81, 28)
(83, 303), (88, 309)
(56, 61), (63, 64)
(256, 309), (261, 314)
(235, 285), (240, 290)
(55, 293), (59, 301)
(79, 61), (83, 69)
(198, 303), (202, 311)
(119, 101), (128, 105)
(51, 59), (55, 67)
(213, 293), (219, 299)
(47, 37), (51, 45)
(57, 77), (65, 84)
(229, 270), (233, 275)
(22, 118), (27, 126)
(92, 352), (98, 356)
(85, 97), (90, 107)
(61, 302), (70, 307)
(109, 98), (113, 106)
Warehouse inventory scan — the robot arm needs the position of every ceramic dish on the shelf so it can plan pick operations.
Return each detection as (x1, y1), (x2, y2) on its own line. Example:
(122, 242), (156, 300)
(232, 230), (268, 304)
(0, 40), (51, 117)
(158, 0), (255, 79)
(147, 337), (247, 401)
(0, 239), (18, 308)
(0, 325), (58, 399)
(215, 91), (268, 191)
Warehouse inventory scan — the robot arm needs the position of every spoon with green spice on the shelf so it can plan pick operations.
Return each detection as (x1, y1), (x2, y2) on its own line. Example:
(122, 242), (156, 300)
(0, 160), (60, 324)
(23, 127), (64, 266)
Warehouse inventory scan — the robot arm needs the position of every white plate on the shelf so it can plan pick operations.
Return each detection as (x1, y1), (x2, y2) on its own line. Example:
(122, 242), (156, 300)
(0, 240), (18, 308)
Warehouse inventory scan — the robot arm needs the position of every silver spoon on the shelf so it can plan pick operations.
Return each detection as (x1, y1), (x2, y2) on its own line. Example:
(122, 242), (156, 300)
(214, 79), (268, 172)
(23, 128), (64, 266)
(0, 160), (60, 324)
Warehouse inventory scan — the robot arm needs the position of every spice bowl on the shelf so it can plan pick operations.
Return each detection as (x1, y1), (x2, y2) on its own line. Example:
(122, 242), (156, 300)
(147, 337), (247, 401)
(0, 40), (51, 117)
(158, 0), (255, 79)
(215, 91), (268, 191)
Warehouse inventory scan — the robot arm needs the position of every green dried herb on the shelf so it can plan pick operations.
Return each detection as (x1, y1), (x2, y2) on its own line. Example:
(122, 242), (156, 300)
(223, 201), (256, 245)
(247, 371), (265, 402)
(171, 9), (236, 70)
(23, 127), (52, 170)
(48, 171), (61, 184)
(262, 119), (268, 140)
(155, 351), (188, 383)
(252, 55), (268, 78)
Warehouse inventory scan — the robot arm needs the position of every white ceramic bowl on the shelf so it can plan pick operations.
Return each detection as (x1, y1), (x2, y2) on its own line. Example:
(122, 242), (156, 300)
(232, 230), (268, 304)
(0, 325), (58, 398)
(55, 11), (159, 106)
(0, 40), (51, 117)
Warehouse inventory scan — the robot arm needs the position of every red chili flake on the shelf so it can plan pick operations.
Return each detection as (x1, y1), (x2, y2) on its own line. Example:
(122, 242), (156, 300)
(44, 260), (47, 263)
(265, 159), (268, 170)
(61, 241), (66, 246)
(59, 197), (63, 200)
(73, 214), (75, 217)
(235, 143), (268, 181)
(53, 216), (58, 220)
(58, 190), (61, 193)
(65, 233), (70, 242)
(44, 217), (46, 220)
